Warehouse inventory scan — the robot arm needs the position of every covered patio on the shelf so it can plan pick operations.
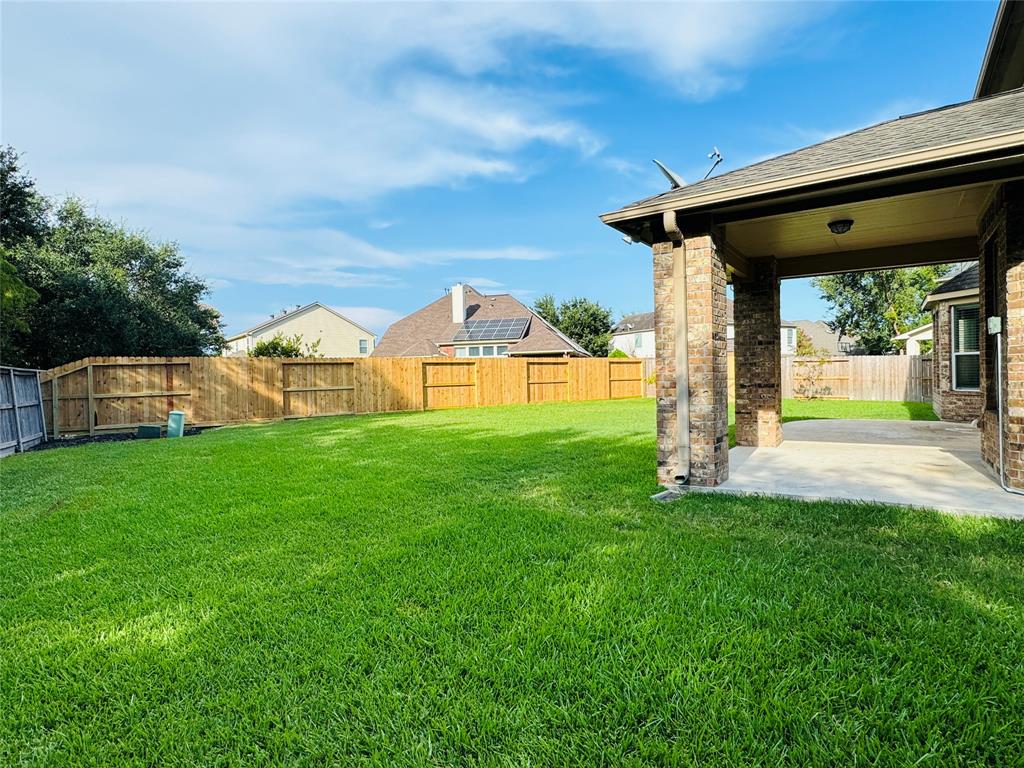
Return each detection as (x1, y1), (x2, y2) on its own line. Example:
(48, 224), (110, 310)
(717, 419), (1022, 518)
(601, 81), (1024, 503)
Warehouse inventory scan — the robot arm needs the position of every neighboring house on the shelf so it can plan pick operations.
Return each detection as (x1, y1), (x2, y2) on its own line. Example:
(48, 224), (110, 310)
(893, 323), (934, 355)
(372, 284), (590, 358)
(922, 263), (983, 422)
(610, 312), (655, 356)
(786, 320), (860, 355)
(612, 302), (848, 357)
(223, 302), (376, 357)
(614, 302), (739, 355)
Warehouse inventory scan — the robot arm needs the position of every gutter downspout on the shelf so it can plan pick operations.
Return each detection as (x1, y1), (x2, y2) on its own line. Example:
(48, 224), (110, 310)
(665, 211), (690, 485)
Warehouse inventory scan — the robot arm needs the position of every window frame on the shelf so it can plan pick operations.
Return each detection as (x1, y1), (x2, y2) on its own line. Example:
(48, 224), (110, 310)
(359, 339), (368, 354)
(951, 301), (981, 392)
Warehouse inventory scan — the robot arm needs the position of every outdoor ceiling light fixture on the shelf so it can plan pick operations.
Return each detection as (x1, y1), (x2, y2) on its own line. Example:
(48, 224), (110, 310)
(827, 218), (855, 235)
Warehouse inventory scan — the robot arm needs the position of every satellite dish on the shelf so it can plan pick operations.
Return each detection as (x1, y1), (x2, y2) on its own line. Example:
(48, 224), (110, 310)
(652, 159), (686, 190)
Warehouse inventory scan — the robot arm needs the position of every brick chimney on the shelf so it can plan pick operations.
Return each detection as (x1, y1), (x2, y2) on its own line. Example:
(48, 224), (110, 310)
(451, 283), (466, 323)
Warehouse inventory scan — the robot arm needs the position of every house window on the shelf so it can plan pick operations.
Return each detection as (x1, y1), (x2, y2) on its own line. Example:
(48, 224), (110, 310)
(456, 344), (510, 357)
(634, 333), (643, 349)
(359, 339), (368, 354)
(784, 328), (796, 351)
(952, 303), (980, 391)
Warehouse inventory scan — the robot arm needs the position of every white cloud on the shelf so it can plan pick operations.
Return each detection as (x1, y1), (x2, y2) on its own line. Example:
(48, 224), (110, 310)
(2, 2), (827, 286)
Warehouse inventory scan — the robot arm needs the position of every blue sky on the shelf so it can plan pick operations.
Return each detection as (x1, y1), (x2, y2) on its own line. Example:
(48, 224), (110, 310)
(2, 1), (998, 336)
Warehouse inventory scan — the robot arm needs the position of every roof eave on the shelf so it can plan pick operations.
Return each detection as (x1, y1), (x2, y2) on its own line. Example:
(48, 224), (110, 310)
(600, 129), (1024, 228)
(922, 287), (980, 310)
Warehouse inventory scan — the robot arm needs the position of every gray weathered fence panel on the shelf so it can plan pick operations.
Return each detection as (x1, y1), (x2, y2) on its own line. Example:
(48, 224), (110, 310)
(0, 367), (47, 457)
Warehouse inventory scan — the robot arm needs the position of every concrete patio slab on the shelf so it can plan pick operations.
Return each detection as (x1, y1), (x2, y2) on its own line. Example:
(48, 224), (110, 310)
(709, 419), (1022, 519)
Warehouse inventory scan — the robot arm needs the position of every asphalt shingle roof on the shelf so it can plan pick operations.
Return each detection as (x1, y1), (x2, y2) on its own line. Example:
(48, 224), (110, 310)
(931, 264), (980, 296)
(612, 88), (1024, 216)
(372, 286), (589, 358)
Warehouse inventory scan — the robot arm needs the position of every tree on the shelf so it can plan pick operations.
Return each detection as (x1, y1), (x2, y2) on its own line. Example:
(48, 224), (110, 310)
(249, 333), (321, 358)
(811, 266), (954, 355)
(6, 198), (225, 368)
(532, 294), (613, 357)
(0, 146), (50, 248)
(795, 328), (824, 357)
(0, 147), (49, 365)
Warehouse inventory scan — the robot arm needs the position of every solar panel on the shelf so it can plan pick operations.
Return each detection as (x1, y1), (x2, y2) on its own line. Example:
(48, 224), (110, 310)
(452, 317), (530, 342)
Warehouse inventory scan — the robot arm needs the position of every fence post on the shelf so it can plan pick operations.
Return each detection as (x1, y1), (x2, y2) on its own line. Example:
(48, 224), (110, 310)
(51, 375), (60, 439)
(10, 368), (23, 452)
(35, 371), (47, 443)
(87, 364), (96, 436)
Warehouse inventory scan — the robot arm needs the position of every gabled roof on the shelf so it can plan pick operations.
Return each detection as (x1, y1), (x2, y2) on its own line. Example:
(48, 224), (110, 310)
(372, 286), (590, 357)
(922, 264), (980, 308)
(932, 263), (980, 296)
(612, 312), (655, 334)
(976, 0), (1024, 98)
(602, 87), (1024, 225)
(226, 301), (374, 342)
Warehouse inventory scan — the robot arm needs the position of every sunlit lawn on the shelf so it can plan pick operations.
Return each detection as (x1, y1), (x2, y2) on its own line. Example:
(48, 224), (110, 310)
(2, 398), (1022, 766)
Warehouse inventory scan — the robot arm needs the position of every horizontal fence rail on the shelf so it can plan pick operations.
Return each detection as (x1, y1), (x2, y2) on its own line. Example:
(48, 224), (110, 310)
(0, 366), (47, 456)
(40, 356), (647, 435)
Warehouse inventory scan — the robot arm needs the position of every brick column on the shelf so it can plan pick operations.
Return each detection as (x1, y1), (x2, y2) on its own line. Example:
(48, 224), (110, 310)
(652, 234), (730, 487)
(979, 181), (1024, 490)
(733, 258), (782, 447)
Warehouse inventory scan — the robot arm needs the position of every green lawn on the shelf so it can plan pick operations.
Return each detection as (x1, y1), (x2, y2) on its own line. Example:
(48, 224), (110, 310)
(727, 397), (938, 445)
(3, 398), (1023, 766)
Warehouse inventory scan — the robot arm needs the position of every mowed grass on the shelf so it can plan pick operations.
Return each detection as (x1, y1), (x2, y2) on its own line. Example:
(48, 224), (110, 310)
(3, 398), (1023, 766)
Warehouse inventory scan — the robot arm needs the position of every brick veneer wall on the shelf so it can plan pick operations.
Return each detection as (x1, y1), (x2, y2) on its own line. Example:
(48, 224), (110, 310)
(978, 181), (1024, 490)
(733, 258), (782, 446)
(652, 234), (730, 487)
(931, 303), (984, 423)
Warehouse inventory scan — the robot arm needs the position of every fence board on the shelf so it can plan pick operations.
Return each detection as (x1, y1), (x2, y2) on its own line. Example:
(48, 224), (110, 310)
(40, 356), (647, 433)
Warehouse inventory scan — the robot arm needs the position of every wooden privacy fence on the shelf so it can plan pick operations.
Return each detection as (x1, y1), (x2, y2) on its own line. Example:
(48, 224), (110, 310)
(781, 355), (932, 402)
(40, 356), (647, 435)
(0, 366), (47, 456)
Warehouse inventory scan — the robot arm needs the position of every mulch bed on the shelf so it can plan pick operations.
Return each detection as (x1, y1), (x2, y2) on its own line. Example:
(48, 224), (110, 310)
(29, 427), (208, 453)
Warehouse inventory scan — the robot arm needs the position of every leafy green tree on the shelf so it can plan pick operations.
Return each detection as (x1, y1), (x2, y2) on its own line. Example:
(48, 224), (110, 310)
(533, 293), (613, 357)
(812, 266), (954, 355)
(249, 333), (321, 358)
(7, 198), (225, 368)
(608, 347), (629, 358)
(0, 146), (49, 248)
(0, 147), (49, 365)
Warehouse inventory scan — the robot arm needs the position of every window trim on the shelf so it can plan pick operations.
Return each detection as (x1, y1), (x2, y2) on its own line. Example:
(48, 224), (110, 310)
(359, 338), (368, 354)
(951, 301), (980, 392)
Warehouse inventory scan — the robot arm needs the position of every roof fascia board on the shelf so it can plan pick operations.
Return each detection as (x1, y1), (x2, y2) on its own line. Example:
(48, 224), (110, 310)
(602, 129), (1024, 224)
(240, 302), (377, 339)
(922, 287), (980, 309)
(976, 0), (1010, 97)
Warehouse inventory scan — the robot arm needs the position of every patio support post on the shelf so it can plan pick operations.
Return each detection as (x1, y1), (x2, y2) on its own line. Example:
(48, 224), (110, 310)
(652, 225), (730, 488)
(733, 257), (783, 447)
(980, 181), (1024, 490)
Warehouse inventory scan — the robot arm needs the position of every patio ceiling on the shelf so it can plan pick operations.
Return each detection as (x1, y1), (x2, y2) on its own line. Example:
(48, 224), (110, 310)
(723, 182), (993, 279)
